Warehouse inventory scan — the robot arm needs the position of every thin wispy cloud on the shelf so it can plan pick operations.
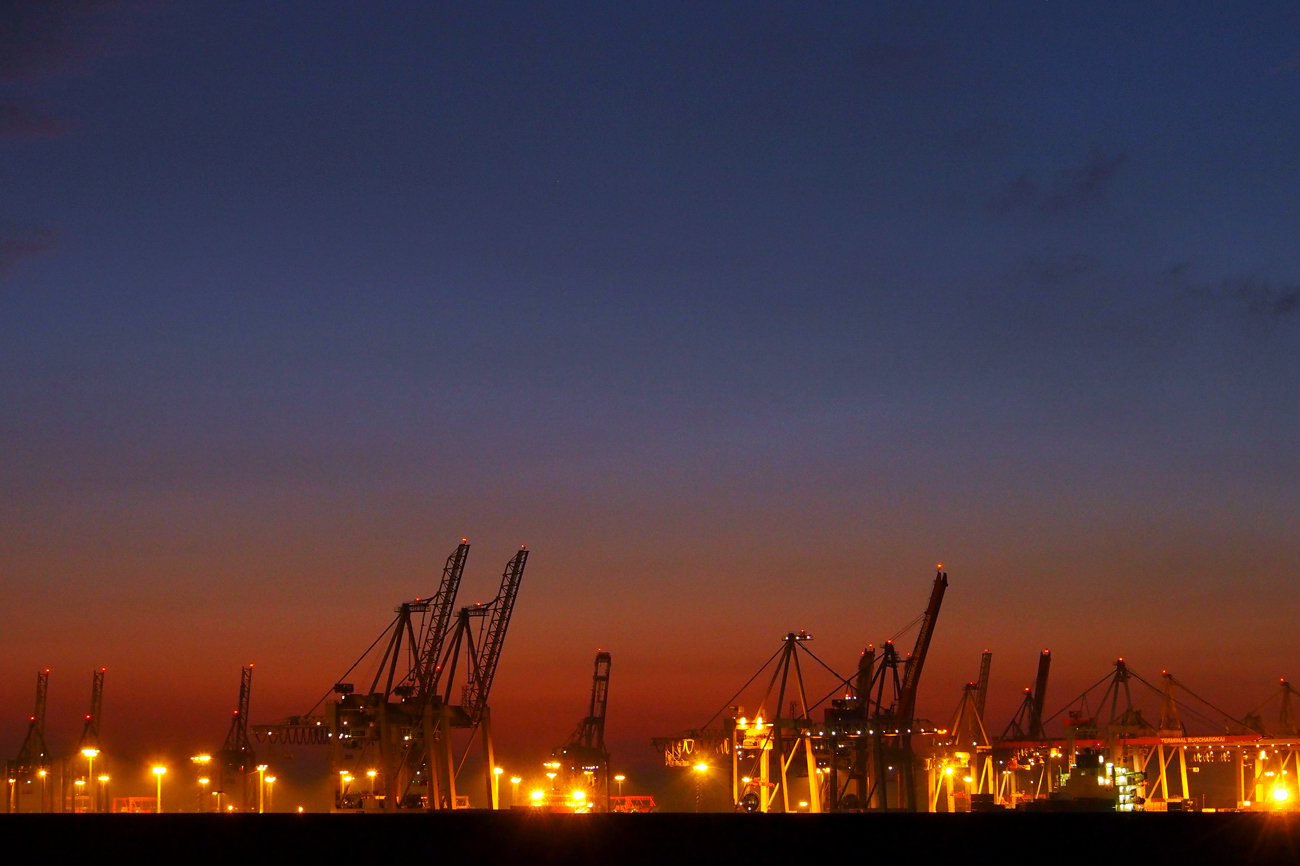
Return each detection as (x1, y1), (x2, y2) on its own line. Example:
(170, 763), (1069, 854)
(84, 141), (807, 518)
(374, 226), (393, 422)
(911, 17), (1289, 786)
(1165, 265), (1300, 319)
(0, 99), (68, 137)
(993, 146), (1128, 215)
(0, 224), (59, 276)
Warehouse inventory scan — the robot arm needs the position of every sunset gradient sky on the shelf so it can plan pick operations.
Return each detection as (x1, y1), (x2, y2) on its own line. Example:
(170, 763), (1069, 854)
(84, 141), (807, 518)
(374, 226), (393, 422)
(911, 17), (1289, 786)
(2, 2), (1299, 797)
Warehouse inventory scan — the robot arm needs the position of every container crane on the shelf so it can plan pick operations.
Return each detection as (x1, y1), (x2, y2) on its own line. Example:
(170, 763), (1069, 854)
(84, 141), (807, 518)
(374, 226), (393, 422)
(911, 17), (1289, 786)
(253, 542), (472, 810)
(5, 669), (50, 813)
(76, 668), (105, 757)
(893, 567), (947, 809)
(428, 547), (529, 810)
(219, 665), (256, 810)
(898, 567), (948, 722)
(71, 668), (105, 813)
(554, 651), (612, 810)
(302, 544), (528, 812)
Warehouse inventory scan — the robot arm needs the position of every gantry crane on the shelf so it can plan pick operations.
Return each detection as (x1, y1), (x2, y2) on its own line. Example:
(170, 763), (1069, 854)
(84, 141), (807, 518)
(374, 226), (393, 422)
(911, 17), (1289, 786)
(6, 669), (51, 812)
(219, 665), (257, 809)
(426, 547), (529, 810)
(555, 651), (612, 810)
(872, 566), (947, 810)
(255, 541), (471, 809)
(652, 567), (951, 814)
(258, 543), (529, 812)
(70, 668), (106, 813)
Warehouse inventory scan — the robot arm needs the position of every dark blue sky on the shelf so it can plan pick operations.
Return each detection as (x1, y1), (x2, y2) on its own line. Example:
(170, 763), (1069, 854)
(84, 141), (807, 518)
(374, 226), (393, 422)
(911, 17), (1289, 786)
(2, 1), (1299, 781)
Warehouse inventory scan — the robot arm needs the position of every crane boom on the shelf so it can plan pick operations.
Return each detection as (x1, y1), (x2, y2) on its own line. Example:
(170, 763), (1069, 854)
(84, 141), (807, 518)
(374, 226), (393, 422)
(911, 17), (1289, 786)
(1028, 649), (1051, 738)
(221, 668), (255, 759)
(974, 650), (992, 719)
(77, 668), (105, 753)
(462, 548), (528, 722)
(581, 651), (612, 751)
(12, 669), (50, 773)
(898, 569), (947, 721)
(418, 542), (470, 696)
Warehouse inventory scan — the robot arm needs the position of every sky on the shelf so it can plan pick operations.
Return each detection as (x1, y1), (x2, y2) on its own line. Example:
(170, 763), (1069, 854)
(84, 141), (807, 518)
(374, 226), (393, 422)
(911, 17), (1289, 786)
(2, 1), (1299, 803)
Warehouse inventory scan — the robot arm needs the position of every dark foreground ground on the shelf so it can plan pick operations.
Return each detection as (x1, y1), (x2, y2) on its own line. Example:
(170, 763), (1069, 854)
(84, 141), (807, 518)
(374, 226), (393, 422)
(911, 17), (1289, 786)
(5, 811), (1300, 865)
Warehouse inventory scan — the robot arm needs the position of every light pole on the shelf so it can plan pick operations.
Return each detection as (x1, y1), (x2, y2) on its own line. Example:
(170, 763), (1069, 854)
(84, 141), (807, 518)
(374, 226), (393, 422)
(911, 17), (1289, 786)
(693, 763), (708, 813)
(98, 776), (110, 813)
(74, 779), (85, 813)
(339, 771), (353, 808)
(510, 776), (521, 806)
(366, 768), (377, 797)
(492, 767), (503, 809)
(190, 755), (212, 813)
(81, 748), (99, 812)
(255, 765), (268, 813)
(37, 769), (47, 813)
(152, 766), (167, 813)
(614, 774), (626, 798)
(265, 776), (275, 812)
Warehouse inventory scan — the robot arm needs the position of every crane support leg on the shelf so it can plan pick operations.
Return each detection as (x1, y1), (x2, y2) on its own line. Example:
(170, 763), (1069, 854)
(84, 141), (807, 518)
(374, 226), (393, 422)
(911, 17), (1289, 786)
(482, 709), (498, 810)
(803, 735), (821, 813)
(437, 706), (457, 809)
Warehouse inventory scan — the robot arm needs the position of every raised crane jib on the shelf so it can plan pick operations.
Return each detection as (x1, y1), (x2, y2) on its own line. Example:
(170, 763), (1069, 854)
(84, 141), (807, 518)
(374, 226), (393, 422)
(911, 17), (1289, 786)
(898, 569), (947, 721)
(418, 541), (470, 696)
(77, 668), (106, 753)
(462, 548), (528, 723)
(577, 651), (612, 751)
(221, 665), (256, 763)
(974, 650), (992, 719)
(1028, 649), (1051, 739)
(13, 669), (50, 771)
